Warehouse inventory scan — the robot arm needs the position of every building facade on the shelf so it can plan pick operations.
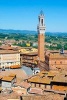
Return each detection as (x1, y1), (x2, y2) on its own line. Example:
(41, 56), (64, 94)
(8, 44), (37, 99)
(0, 50), (20, 68)
(20, 47), (38, 67)
(45, 51), (67, 70)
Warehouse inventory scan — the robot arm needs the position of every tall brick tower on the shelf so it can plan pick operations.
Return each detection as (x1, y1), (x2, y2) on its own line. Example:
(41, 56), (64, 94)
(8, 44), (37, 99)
(37, 11), (46, 62)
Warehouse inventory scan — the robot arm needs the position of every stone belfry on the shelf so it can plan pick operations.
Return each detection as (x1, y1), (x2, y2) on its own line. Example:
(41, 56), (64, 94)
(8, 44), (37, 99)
(37, 11), (46, 61)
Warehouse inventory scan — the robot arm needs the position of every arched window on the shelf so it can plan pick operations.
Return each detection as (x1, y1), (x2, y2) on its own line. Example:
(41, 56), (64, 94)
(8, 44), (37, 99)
(41, 19), (43, 26)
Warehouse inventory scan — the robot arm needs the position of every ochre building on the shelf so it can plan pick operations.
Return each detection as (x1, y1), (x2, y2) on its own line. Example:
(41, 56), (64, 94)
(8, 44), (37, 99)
(20, 47), (38, 67)
(45, 51), (67, 70)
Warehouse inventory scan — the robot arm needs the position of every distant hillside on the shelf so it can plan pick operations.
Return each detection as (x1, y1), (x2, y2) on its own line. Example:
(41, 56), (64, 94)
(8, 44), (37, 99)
(0, 29), (37, 34)
(0, 29), (67, 36)
(46, 32), (67, 36)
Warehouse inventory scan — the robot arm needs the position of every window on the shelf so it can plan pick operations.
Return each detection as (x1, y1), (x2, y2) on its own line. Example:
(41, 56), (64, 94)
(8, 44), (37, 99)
(11, 62), (13, 64)
(35, 84), (36, 87)
(60, 61), (62, 64)
(39, 84), (41, 87)
(45, 85), (46, 88)
(51, 85), (52, 89)
(55, 61), (56, 64)
(41, 19), (43, 26)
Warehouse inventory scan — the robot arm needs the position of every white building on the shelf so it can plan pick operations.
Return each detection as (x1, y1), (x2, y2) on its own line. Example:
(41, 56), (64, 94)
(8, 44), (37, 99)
(0, 50), (20, 68)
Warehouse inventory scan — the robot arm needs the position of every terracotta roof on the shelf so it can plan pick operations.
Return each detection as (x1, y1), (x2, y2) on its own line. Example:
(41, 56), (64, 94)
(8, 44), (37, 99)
(49, 52), (67, 58)
(19, 81), (31, 89)
(2, 76), (15, 82)
(7, 99), (20, 100)
(47, 72), (56, 77)
(0, 45), (14, 50)
(37, 71), (48, 75)
(37, 71), (56, 77)
(28, 71), (56, 84)
(52, 75), (67, 83)
(0, 76), (2, 80)
(8, 73), (16, 77)
(12, 87), (27, 95)
(28, 75), (51, 84)
(0, 50), (20, 54)
(21, 52), (38, 56)
(29, 88), (43, 95)
(28, 70), (67, 84)
(10, 65), (20, 69)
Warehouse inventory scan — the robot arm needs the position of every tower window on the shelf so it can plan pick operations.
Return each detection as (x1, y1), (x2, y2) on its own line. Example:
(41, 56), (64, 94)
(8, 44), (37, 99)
(41, 19), (43, 26)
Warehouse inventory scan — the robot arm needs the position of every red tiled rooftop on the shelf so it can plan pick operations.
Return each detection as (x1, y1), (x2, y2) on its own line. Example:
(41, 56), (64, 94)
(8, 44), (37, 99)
(10, 65), (20, 69)
(0, 50), (20, 54)
(17, 81), (31, 89)
(29, 88), (43, 95)
(2, 76), (15, 82)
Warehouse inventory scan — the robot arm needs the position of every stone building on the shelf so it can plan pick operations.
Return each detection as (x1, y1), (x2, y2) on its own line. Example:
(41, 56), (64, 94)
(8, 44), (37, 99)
(45, 51), (67, 70)
(0, 50), (20, 69)
(20, 47), (38, 67)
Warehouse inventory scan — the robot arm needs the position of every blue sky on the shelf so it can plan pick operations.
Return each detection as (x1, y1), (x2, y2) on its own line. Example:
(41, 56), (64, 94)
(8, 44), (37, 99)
(0, 0), (67, 32)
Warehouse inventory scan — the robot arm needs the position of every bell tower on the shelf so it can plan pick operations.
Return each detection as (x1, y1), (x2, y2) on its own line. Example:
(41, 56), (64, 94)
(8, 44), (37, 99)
(37, 11), (46, 61)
